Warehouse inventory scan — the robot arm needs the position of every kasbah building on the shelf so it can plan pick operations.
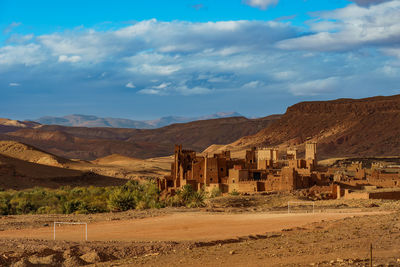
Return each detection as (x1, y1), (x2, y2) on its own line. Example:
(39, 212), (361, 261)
(158, 142), (400, 200)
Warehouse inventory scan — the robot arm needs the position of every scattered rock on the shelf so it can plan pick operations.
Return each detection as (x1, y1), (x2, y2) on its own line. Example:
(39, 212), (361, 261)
(29, 254), (63, 265)
(63, 256), (87, 267)
(11, 258), (33, 267)
(229, 250), (235, 255)
(80, 251), (105, 263)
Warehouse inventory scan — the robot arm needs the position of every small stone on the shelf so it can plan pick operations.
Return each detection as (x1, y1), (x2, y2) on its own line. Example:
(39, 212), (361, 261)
(229, 250), (235, 255)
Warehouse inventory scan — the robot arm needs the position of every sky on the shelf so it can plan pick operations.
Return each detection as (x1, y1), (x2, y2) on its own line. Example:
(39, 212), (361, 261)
(1, 0), (400, 120)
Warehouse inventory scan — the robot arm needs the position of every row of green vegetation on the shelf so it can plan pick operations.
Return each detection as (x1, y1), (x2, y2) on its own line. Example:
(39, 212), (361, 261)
(0, 181), (231, 215)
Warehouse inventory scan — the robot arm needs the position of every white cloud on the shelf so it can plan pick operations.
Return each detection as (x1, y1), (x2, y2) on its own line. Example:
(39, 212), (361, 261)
(382, 47), (400, 59)
(0, 44), (45, 65)
(243, 81), (263, 88)
(380, 65), (400, 76)
(273, 71), (297, 81)
(0, 15), (398, 100)
(58, 55), (82, 63)
(278, 1), (400, 51)
(138, 81), (211, 96)
(244, 0), (279, 10)
(125, 82), (136, 88)
(3, 22), (21, 34)
(9, 82), (20, 87)
(7, 34), (34, 44)
(288, 77), (340, 96)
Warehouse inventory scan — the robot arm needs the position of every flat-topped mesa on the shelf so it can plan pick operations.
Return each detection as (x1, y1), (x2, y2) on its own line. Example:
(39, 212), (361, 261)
(158, 142), (327, 194)
(287, 95), (400, 115)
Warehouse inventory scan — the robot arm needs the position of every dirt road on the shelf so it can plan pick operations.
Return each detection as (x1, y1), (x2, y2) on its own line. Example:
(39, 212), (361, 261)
(0, 211), (385, 242)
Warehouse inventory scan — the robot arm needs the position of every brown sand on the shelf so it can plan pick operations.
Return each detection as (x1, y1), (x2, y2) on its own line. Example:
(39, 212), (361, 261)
(0, 211), (384, 242)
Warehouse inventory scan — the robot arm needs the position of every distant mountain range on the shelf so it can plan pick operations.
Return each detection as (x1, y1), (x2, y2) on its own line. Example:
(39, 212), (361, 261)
(33, 112), (244, 129)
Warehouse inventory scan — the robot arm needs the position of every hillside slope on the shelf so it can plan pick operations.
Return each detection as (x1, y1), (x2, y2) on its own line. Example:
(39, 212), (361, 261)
(229, 95), (400, 159)
(0, 141), (70, 167)
(0, 151), (125, 190)
(1, 115), (280, 160)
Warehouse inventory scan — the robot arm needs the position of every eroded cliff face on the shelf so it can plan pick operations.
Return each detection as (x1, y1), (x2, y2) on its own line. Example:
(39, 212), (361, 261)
(232, 95), (400, 159)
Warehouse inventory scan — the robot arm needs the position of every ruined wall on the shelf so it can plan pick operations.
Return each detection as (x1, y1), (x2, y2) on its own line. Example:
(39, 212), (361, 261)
(369, 191), (400, 200)
(370, 171), (400, 187)
(343, 190), (370, 199)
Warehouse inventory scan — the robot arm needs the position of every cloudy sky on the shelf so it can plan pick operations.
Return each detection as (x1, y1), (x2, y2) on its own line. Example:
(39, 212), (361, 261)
(1, 0), (400, 120)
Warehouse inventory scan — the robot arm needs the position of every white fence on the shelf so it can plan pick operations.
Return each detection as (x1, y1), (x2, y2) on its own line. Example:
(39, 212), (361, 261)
(53, 222), (87, 241)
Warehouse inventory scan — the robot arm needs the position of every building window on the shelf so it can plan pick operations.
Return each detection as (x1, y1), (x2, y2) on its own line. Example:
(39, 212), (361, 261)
(200, 174), (203, 178)
(232, 179), (235, 183)
(210, 178), (213, 182)
(221, 168), (224, 171)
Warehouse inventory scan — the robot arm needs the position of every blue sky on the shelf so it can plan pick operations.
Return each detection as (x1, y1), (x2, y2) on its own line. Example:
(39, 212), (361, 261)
(1, 0), (400, 120)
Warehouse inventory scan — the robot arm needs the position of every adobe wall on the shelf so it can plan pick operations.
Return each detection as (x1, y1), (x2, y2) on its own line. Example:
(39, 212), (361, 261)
(237, 181), (258, 193)
(191, 160), (204, 183)
(228, 169), (249, 183)
(343, 190), (370, 199)
(217, 158), (228, 179)
(369, 191), (400, 200)
(205, 158), (219, 185)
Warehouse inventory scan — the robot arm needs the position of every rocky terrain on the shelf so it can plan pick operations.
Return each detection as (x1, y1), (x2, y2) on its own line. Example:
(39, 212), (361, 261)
(0, 115), (279, 160)
(0, 197), (399, 266)
(4, 95), (400, 161)
(225, 95), (400, 159)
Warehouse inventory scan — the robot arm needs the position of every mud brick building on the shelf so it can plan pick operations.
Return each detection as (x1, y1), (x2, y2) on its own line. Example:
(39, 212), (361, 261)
(158, 142), (329, 194)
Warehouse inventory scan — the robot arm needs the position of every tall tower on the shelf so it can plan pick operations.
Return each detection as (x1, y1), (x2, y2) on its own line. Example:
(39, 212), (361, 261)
(174, 144), (182, 187)
(305, 142), (317, 161)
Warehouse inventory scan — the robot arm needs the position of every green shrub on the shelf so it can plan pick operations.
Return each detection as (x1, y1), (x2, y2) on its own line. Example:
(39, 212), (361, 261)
(209, 187), (222, 198)
(10, 198), (36, 214)
(0, 181), (160, 215)
(63, 200), (84, 214)
(167, 184), (206, 208)
(187, 190), (206, 208)
(0, 199), (10, 215)
(230, 189), (240, 196)
(107, 188), (136, 212)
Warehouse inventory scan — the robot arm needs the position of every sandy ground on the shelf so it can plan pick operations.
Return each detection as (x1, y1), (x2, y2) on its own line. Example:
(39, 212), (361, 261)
(0, 211), (385, 242)
(0, 208), (399, 266)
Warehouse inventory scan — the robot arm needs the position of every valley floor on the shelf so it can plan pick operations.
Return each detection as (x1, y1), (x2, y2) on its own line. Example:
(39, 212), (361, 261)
(0, 197), (400, 266)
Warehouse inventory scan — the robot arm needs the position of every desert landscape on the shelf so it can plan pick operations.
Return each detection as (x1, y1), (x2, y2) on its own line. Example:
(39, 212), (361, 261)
(0, 95), (400, 266)
(2, 0), (400, 266)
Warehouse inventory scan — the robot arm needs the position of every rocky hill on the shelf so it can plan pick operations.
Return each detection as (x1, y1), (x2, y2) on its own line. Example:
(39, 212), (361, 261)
(229, 95), (400, 159)
(0, 115), (280, 160)
(0, 141), (125, 190)
(0, 141), (70, 167)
